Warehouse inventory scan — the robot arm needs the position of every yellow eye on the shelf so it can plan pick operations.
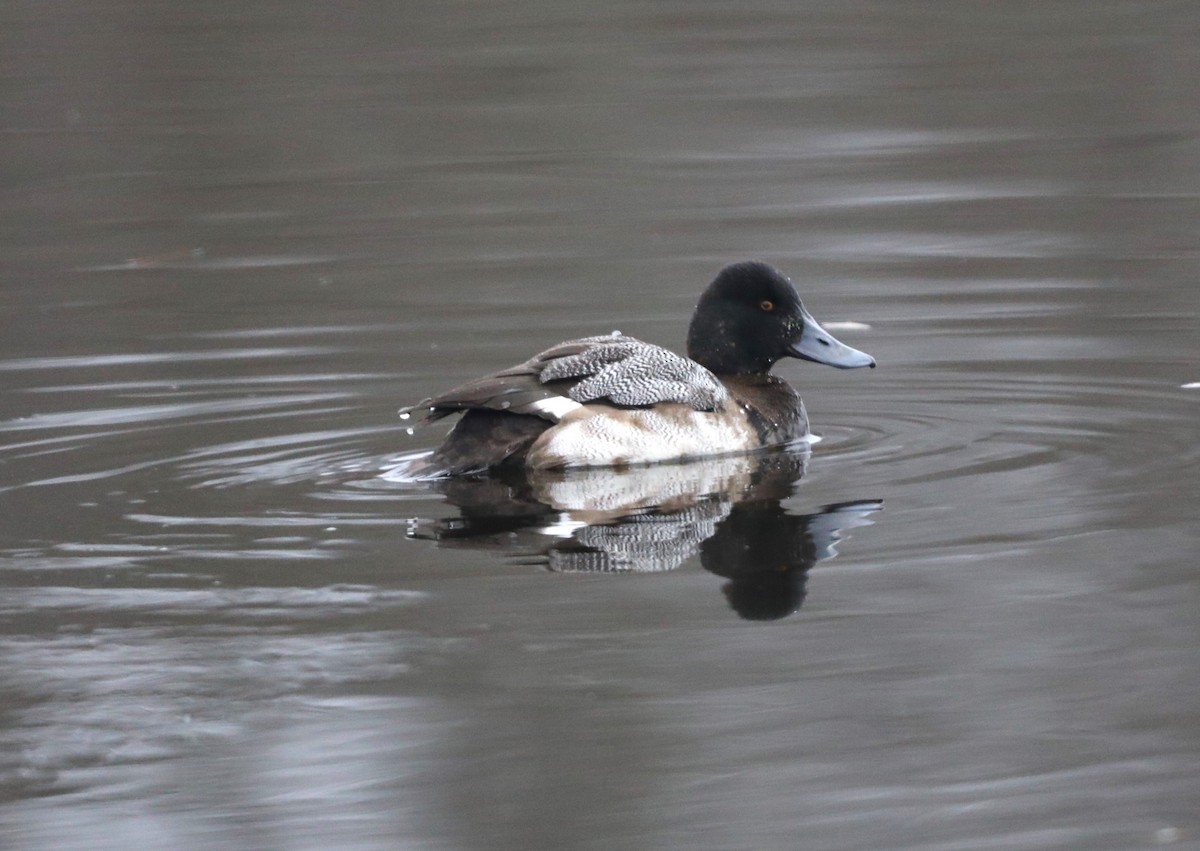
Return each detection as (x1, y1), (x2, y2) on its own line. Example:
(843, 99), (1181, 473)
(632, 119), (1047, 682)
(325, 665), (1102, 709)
(760, 300), (774, 312)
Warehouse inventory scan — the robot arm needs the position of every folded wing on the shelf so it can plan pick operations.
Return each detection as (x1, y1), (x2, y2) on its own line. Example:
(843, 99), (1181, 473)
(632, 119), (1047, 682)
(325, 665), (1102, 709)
(399, 333), (728, 426)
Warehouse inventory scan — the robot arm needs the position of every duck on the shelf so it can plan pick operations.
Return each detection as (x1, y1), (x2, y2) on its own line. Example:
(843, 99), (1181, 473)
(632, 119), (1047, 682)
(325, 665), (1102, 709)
(399, 261), (875, 476)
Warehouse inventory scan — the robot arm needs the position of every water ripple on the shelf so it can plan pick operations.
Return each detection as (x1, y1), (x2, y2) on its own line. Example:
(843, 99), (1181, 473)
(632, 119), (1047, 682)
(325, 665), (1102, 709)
(1, 321), (1194, 575)
(0, 347), (339, 372)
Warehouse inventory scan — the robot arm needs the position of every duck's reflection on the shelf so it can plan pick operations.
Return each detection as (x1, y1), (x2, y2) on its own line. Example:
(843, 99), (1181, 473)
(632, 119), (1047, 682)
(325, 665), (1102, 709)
(404, 449), (881, 620)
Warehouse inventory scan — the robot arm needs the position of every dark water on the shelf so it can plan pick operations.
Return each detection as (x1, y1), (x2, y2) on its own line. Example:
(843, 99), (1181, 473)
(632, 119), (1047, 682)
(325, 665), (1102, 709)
(3, 1), (1199, 848)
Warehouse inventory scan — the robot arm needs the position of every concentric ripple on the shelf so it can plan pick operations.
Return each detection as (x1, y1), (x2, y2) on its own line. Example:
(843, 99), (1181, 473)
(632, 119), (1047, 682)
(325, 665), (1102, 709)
(3, 322), (1195, 576)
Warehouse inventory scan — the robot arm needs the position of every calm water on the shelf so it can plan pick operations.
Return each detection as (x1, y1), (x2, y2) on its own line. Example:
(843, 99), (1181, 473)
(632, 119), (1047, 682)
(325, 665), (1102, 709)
(3, 2), (1199, 849)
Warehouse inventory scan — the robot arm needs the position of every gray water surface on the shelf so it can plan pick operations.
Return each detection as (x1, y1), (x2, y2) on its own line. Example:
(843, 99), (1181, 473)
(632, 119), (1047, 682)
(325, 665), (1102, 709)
(3, 2), (1199, 849)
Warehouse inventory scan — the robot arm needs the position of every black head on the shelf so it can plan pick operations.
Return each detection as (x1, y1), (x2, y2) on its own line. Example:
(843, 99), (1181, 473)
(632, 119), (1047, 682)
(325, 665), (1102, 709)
(686, 261), (876, 375)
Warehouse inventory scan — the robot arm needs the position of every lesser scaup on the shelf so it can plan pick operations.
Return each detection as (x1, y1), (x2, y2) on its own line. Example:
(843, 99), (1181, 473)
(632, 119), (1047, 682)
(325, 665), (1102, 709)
(400, 261), (875, 475)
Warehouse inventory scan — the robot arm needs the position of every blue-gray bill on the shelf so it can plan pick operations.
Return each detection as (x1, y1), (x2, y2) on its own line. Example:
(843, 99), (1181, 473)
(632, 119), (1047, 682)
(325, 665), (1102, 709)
(790, 308), (876, 369)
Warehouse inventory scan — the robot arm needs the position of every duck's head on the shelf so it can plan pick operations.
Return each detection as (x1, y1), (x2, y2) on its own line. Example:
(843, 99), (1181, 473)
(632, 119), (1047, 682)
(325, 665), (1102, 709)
(686, 261), (876, 375)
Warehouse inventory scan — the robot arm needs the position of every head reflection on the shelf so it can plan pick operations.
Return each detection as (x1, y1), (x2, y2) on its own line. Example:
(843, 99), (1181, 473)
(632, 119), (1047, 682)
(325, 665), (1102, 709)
(700, 499), (882, 620)
(405, 449), (880, 621)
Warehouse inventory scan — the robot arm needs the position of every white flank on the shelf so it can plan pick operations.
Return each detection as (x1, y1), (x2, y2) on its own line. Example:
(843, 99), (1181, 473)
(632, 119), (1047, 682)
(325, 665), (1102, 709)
(529, 396), (584, 419)
(529, 407), (755, 469)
